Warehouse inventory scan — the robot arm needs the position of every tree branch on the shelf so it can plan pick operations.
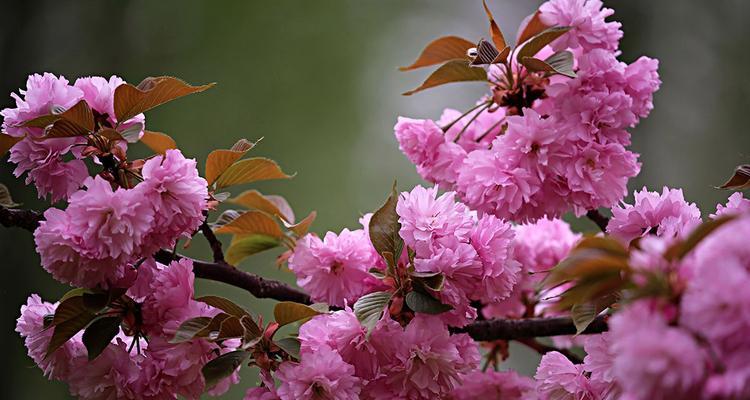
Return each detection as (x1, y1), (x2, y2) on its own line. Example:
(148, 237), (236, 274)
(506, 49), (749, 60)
(1, 205), (610, 341)
(199, 220), (224, 263)
(586, 209), (610, 232)
(453, 315), (608, 341)
(516, 338), (583, 364)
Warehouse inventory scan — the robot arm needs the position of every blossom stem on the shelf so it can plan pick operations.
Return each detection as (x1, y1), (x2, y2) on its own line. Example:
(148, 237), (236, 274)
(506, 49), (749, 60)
(453, 102), (491, 142)
(441, 100), (492, 133)
(199, 219), (224, 262)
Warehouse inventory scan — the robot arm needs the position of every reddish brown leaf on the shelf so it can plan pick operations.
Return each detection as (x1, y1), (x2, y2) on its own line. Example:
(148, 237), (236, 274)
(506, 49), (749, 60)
(140, 130), (177, 155)
(114, 76), (214, 123)
(403, 60), (487, 96)
(286, 211), (316, 237)
(664, 215), (736, 261)
(399, 36), (475, 71)
(717, 164), (750, 190)
(517, 10), (549, 45)
(483, 0), (507, 51)
(516, 26), (571, 62)
(229, 190), (295, 223)
(205, 140), (257, 186)
(0, 134), (22, 157)
(44, 100), (95, 139)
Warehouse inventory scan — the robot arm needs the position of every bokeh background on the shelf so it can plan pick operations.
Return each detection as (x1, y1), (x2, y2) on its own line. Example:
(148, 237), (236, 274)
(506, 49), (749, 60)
(2, 1), (749, 398)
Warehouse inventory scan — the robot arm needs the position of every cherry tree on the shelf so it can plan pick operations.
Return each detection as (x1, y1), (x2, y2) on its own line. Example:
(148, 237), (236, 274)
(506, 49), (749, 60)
(2, 1), (750, 399)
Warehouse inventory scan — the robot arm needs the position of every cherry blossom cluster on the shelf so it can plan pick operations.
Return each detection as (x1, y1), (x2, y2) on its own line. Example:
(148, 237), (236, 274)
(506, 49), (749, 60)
(17, 259), (240, 399)
(4, 73), (247, 398)
(395, 0), (660, 222)
(531, 191), (750, 400)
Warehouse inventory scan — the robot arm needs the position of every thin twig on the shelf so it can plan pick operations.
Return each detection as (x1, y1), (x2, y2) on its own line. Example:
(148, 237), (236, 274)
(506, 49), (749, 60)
(199, 220), (224, 262)
(516, 337), (583, 364)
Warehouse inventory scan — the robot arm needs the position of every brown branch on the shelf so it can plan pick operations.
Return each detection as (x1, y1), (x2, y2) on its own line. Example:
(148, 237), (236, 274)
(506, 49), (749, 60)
(154, 250), (311, 304)
(586, 209), (610, 232)
(1, 205), (610, 341)
(199, 220), (224, 262)
(454, 315), (608, 341)
(0, 206), (43, 231)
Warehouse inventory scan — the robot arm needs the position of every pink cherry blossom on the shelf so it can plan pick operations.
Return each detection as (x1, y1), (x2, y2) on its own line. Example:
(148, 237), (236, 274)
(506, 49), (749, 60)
(67, 338), (141, 400)
(289, 229), (380, 306)
(535, 351), (598, 400)
(469, 214), (521, 302)
(448, 369), (535, 400)
(1, 72), (83, 137)
(711, 191), (750, 219)
(276, 345), (362, 400)
(607, 186), (702, 244)
(539, 0), (622, 53)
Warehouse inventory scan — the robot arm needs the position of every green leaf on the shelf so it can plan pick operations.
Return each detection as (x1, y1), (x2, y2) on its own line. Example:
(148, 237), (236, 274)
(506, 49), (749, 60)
(0, 183), (20, 207)
(403, 60), (488, 96)
(274, 301), (324, 327)
(353, 291), (391, 335)
(399, 35), (475, 71)
(275, 337), (301, 360)
(82, 316), (122, 360)
(717, 164), (750, 190)
(202, 350), (251, 390)
(516, 26), (571, 62)
(225, 234), (281, 265)
(368, 183), (404, 271)
(171, 316), (213, 343)
(114, 76), (214, 123)
(571, 292), (618, 334)
(196, 296), (250, 318)
(405, 290), (452, 314)
(214, 157), (293, 189)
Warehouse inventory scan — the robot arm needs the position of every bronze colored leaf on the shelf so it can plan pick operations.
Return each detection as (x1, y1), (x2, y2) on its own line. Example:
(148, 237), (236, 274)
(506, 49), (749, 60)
(44, 100), (95, 139)
(171, 316), (213, 343)
(213, 210), (283, 237)
(274, 337), (301, 360)
(214, 158), (292, 189)
(114, 76), (214, 123)
(46, 311), (96, 358)
(516, 26), (571, 62)
(202, 350), (250, 389)
(517, 10), (549, 45)
(286, 211), (316, 237)
(482, 0), (507, 51)
(717, 164), (750, 190)
(210, 210), (243, 229)
(571, 292), (618, 334)
(521, 51), (576, 78)
(216, 316), (245, 340)
(368, 184), (403, 269)
(205, 139), (257, 185)
(399, 36), (475, 71)
(82, 316), (122, 360)
(225, 234), (281, 265)
(405, 290), (452, 314)
(402, 60), (488, 96)
(140, 130), (177, 155)
(196, 295), (250, 318)
(469, 39), (500, 66)
(274, 301), (324, 327)
(228, 190), (294, 223)
(0, 134), (22, 157)
(21, 114), (61, 128)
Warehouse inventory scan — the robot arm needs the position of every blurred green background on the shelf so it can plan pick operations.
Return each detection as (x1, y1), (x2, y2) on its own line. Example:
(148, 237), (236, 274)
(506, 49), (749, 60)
(2, 1), (749, 398)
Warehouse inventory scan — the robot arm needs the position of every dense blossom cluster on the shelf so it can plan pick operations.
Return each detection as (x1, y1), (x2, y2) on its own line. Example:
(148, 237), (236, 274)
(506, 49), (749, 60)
(395, 0), (660, 222)
(17, 259), (239, 399)
(6, 0), (750, 399)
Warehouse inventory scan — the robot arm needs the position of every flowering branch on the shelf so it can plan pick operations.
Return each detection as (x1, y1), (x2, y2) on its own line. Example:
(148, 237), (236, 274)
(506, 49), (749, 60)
(199, 218), (224, 262)
(585, 209), (610, 232)
(0, 205), (610, 340)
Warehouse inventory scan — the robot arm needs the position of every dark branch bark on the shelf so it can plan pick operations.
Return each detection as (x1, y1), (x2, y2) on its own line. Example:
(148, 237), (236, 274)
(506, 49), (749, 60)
(586, 209), (610, 232)
(0, 206), (43, 231)
(1, 205), (610, 341)
(454, 315), (608, 341)
(516, 338), (583, 364)
(154, 250), (311, 304)
(199, 220), (224, 263)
